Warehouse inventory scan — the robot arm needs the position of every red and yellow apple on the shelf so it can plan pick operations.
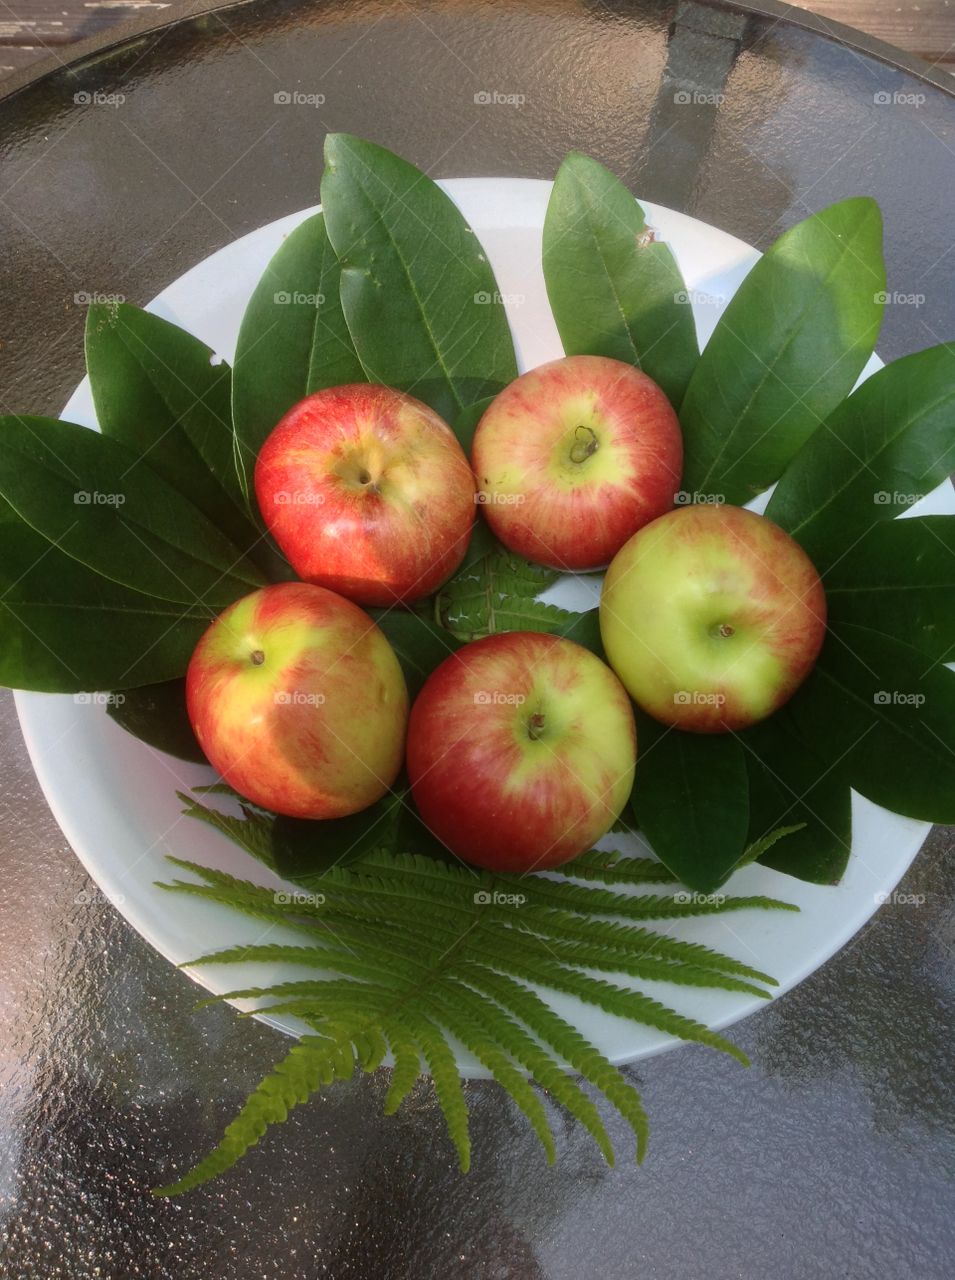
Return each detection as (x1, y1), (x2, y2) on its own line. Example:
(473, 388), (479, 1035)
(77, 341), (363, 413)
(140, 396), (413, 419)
(255, 385), (476, 607)
(600, 504), (827, 733)
(470, 355), (682, 571)
(186, 582), (408, 818)
(406, 631), (636, 872)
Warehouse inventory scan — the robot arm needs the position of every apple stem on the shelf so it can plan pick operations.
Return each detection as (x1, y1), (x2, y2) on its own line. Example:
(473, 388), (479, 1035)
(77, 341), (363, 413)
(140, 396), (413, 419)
(250, 649), (265, 666)
(717, 624), (734, 639)
(527, 712), (546, 740)
(569, 426), (599, 465)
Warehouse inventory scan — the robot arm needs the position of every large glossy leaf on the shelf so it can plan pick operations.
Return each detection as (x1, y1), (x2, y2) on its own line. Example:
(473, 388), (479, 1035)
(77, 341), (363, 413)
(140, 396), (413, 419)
(630, 711), (750, 893)
(542, 152), (699, 407)
(680, 198), (885, 505)
(320, 134), (518, 422)
(825, 516), (955, 662)
(0, 503), (210, 692)
(767, 345), (955, 564)
(370, 610), (462, 699)
(232, 211), (365, 468)
(739, 708), (852, 884)
(0, 416), (263, 605)
(107, 679), (207, 761)
(85, 302), (258, 554)
(789, 623), (955, 823)
(270, 784), (454, 881)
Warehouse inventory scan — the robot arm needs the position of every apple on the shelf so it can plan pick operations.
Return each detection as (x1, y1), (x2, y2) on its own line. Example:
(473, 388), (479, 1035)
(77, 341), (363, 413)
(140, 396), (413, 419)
(406, 631), (636, 872)
(255, 384), (476, 607)
(470, 354), (682, 571)
(599, 504), (827, 733)
(186, 581), (408, 819)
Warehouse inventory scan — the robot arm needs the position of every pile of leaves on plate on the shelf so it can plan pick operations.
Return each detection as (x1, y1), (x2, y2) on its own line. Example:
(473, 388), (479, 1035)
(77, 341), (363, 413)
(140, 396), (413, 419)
(2, 135), (955, 1193)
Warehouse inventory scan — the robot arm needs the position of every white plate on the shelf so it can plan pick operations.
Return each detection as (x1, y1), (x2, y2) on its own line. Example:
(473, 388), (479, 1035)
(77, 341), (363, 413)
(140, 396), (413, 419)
(14, 179), (951, 1073)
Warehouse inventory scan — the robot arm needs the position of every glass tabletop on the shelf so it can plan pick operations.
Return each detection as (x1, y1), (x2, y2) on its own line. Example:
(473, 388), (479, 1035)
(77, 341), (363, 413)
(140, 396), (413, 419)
(1, 2), (953, 1275)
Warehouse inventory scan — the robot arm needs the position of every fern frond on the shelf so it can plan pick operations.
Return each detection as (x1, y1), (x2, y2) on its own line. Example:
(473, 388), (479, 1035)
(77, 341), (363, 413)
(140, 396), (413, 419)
(422, 986), (557, 1163)
(153, 1033), (354, 1197)
(464, 966), (649, 1161)
(436, 977), (616, 1163)
(383, 1033), (421, 1114)
(560, 849), (678, 886)
(394, 1010), (471, 1171)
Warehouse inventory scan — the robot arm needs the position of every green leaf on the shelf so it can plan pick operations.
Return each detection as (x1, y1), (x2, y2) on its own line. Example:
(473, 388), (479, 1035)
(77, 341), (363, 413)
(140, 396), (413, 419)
(767, 345), (955, 565)
(789, 624), (955, 823)
(630, 711), (750, 893)
(553, 607), (605, 659)
(106, 679), (206, 763)
(454, 396), (494, 455)
(680, 198), (885, 504)
(542, 151), (699, 407)
(270, 789), (408, 879)
(436, 549), (574, 641)
(825, 516), (955, 663)
(738, 709), (852, 884)
(85, 303), (259, 554)
(0, 502), (211, 692)
(369, 609), (461, 698)
(232, 211), (366, 466)
(0, 415), (264, 605)
(320, 133), (518, 422)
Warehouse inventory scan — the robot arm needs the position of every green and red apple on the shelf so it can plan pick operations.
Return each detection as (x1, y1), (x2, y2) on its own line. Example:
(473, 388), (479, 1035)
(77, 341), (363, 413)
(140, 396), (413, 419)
(255, 384), (475, 607)
(470, 354), (682, 571)
(406, 631), (636, 872)
(186, 582), (408, 818)
(600, 504), (826, 733)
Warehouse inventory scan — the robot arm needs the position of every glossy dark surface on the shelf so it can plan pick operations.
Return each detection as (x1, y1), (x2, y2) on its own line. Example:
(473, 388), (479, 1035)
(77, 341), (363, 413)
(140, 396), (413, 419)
(1, 2), (954, 1275)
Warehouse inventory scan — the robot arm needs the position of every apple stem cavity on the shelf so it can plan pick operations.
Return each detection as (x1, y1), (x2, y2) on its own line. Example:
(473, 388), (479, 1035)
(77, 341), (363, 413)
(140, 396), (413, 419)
(527, 711), (547, 741)
(569, 425), (600, 465)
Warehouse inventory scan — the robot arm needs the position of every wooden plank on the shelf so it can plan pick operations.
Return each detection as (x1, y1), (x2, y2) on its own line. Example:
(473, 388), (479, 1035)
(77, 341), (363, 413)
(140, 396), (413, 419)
(0, 2), (171, 47)
(787, 1), (955, 64)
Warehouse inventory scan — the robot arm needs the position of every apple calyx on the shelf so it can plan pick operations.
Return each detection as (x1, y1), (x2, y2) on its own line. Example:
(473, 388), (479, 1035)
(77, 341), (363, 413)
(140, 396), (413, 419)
(714, 623), (735, 639)
(249, 649), (266, 666)
(568, 425), (600, 465)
